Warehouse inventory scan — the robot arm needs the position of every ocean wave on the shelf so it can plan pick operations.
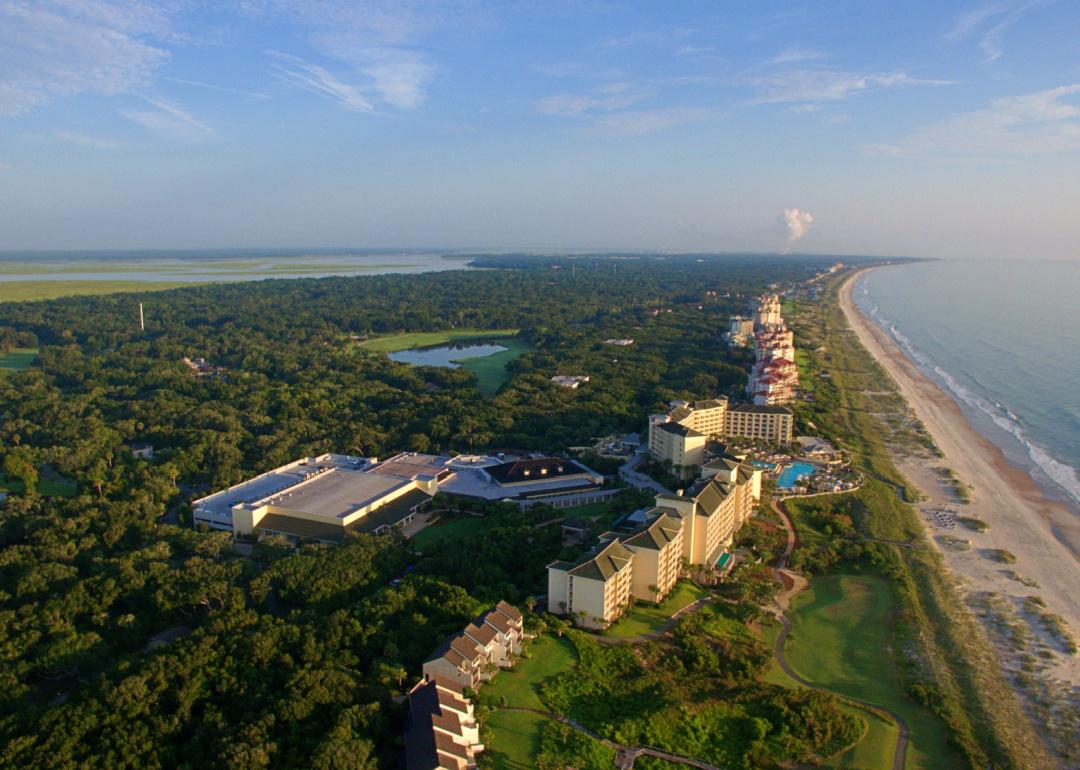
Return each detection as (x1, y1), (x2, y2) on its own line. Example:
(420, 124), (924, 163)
(881, 316), (1080, 507)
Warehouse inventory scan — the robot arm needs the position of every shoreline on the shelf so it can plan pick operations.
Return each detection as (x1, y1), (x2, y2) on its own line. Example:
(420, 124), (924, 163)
(838, 267), (1080, 682)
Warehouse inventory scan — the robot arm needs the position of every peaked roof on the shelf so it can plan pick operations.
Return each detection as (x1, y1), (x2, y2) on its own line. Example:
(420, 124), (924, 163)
(557, 539), (634, 582)
(622, 513), (682, 551)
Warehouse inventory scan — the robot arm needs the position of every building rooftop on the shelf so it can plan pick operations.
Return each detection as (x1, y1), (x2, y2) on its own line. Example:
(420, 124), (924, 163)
(656, 422), (705, 438)
(486, 457), (591, 485)
(555, 538), (634, 582)
(265, 468), (409, 520)
(368, 452), (453, 480)
(254, 487), (434, 542)
(622, 513), (682, 551)
(727, 403), (794, 415)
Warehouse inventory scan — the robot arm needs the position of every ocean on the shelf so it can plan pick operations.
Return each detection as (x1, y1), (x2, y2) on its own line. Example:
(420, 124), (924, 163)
(855, 259), (1080, 514)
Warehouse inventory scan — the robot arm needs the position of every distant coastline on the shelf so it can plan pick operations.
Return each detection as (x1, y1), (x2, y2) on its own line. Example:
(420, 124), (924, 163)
(839, 268), (1080, 686)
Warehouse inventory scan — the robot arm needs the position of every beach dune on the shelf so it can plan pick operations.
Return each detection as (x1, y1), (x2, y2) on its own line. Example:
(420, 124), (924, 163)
(839, 269), (1080, 684)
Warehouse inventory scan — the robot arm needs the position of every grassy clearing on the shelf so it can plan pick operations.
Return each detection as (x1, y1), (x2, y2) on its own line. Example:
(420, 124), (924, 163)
(410, 516), (489, 547)
(480, 635), (579, 769)
(783, 574), (954, 769)
(482, 634), (578, 711)
(482, 709), (551, 770)
(0, 280), (195, 303)
(456, 337), (533, 396)
(357, 328), (519, 353)
(0, 474), (78, 498)
(0, 347), (38, 372)
(602, 580), (710, 639)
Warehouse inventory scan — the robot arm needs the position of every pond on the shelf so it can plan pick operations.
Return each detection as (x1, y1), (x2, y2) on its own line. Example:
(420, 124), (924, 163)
(388, 343), (509, 368)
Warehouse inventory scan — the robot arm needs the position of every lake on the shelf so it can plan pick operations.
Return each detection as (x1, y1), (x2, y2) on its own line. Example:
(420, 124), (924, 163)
(388, 343), (510, 368)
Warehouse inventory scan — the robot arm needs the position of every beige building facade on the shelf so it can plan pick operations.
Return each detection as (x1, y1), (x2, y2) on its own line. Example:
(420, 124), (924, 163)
(547, 539), (635, 629)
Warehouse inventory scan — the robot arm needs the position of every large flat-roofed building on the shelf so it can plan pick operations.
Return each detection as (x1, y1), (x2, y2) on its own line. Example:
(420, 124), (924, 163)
(192, 453), (443, 544)
(439, 455), (604, 503)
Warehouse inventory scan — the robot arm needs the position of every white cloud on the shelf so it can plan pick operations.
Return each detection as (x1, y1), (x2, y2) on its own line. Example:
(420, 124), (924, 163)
(122, 97), (214, 141)
(869, 83), (1080, 156)
(269, 52), (373, 112)
(766, 47), (826, 66)
(0, 0), (177, 117)
(945, 1), (1050, 61)
(780, 208), (814, 251)
(164, 76), (271, 101)
(355, 48), (435, 110)
(749, 69), (953, 105)
(534, 83), (652, 117)
(54, 130), (120, 149)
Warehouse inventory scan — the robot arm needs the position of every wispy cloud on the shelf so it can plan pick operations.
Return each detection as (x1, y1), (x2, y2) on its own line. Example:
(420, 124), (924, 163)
(163, 76), (271, 101)
(945, 0), (1050, 61)
(0, 160), (10, 171)
(122, 96), (213, 141)
(766, 47), (826, 66)
(534, 83), (652, 117)
(0, 0), (176, 117)
(54, 129), (120, 149)
(868, 83), (1080, 156)
(749, 69), (953, 105)
(245, 1), (447, 110)
(269, 52), (373, 112)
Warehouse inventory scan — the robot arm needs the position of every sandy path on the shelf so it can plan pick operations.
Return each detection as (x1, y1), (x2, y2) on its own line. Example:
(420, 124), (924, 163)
(838, 269), (1080, 684)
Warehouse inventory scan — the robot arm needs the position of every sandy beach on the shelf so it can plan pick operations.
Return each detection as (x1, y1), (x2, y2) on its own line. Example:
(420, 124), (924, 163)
(839, 268), (1080, 685)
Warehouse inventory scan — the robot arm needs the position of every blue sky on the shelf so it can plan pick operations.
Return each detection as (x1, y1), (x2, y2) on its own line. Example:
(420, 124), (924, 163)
(1, 1), (1078, 258)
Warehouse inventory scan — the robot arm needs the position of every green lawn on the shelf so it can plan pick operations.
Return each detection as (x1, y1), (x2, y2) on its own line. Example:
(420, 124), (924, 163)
(0, 474), (78, 498)
(480, 634), (579, 769)
(482, 634), (577, 710)
(456, 337), (533, 396)
(483, 709), (550, 770)
(0, 280), (196, 303)
(783, 575), (956, 769)
(762, 622), (898, 769)
(356, 328), (519, 353)
(0, 347), (38, 372)
(410, 516), (488, 547)
(602, 580), (710, 639)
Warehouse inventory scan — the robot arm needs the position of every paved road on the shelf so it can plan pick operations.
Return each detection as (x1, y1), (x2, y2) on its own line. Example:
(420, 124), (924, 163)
(618, 450), (671, 494)
(769, 499), (910, 770)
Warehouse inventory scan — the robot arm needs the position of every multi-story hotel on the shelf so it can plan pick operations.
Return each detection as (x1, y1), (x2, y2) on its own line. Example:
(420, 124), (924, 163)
(548, 458), (760, 628)
(747, 292), (800, 405)
(547, 538), (635, 629)
(648, 397), (793, 471)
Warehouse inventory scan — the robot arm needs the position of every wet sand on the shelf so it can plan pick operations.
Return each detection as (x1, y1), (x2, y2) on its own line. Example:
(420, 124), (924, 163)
(839, 268), (1080, 683)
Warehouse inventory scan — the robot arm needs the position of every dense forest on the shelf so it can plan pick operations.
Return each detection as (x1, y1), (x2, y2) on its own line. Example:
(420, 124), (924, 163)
(0, 255), (855, 769)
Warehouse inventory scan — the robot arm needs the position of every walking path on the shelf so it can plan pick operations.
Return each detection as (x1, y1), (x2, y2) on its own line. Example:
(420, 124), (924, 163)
(500, 708), (726, 770)
(769, 499), (910, 770)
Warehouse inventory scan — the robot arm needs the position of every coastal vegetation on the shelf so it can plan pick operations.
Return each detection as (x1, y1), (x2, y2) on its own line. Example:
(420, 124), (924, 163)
(0, 279), (195, 303)
(355, 328), (519, 352)
(785, 273), (1059, 768)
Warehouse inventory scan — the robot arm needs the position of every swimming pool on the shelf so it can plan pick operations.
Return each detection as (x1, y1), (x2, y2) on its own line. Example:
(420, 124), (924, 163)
(751, 460), (776, 471)
(778, 462), (816, 489)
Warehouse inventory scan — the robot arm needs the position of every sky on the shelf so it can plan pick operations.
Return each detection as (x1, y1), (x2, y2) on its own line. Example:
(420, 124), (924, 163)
(0, 1), (1078, 259)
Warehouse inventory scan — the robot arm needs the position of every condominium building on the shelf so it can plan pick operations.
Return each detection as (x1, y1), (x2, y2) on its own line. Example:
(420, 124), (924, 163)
(547, 539), (635, 629)
(620, 513), (684, 603)
(422, 602), (524, 691)
(403, 678), (484, 770)
(648, 421), (707, 472)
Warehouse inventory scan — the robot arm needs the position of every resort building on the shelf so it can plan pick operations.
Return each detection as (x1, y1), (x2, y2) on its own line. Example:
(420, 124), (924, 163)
(619, 513), (685, 603)
(192, 452), (447, 543)
(725, 315), (755, 347)
(439, 455), (605, 505)
(402, 678), (484, 770)
(547, 539), (635, 629)
(648, 399), (794, 471)
(724, 403), (794, 444)
(746, 292), (800, 405)
(648, 422), (707, 473)
(422, 602), (524, 691)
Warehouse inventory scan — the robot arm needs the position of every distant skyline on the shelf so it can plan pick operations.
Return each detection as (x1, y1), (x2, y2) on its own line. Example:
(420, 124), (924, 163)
(1, 1), (1078, 259)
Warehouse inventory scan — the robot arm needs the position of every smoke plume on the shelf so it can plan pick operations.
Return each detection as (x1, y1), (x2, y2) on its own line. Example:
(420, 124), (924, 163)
(780, 208), (814, 252)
